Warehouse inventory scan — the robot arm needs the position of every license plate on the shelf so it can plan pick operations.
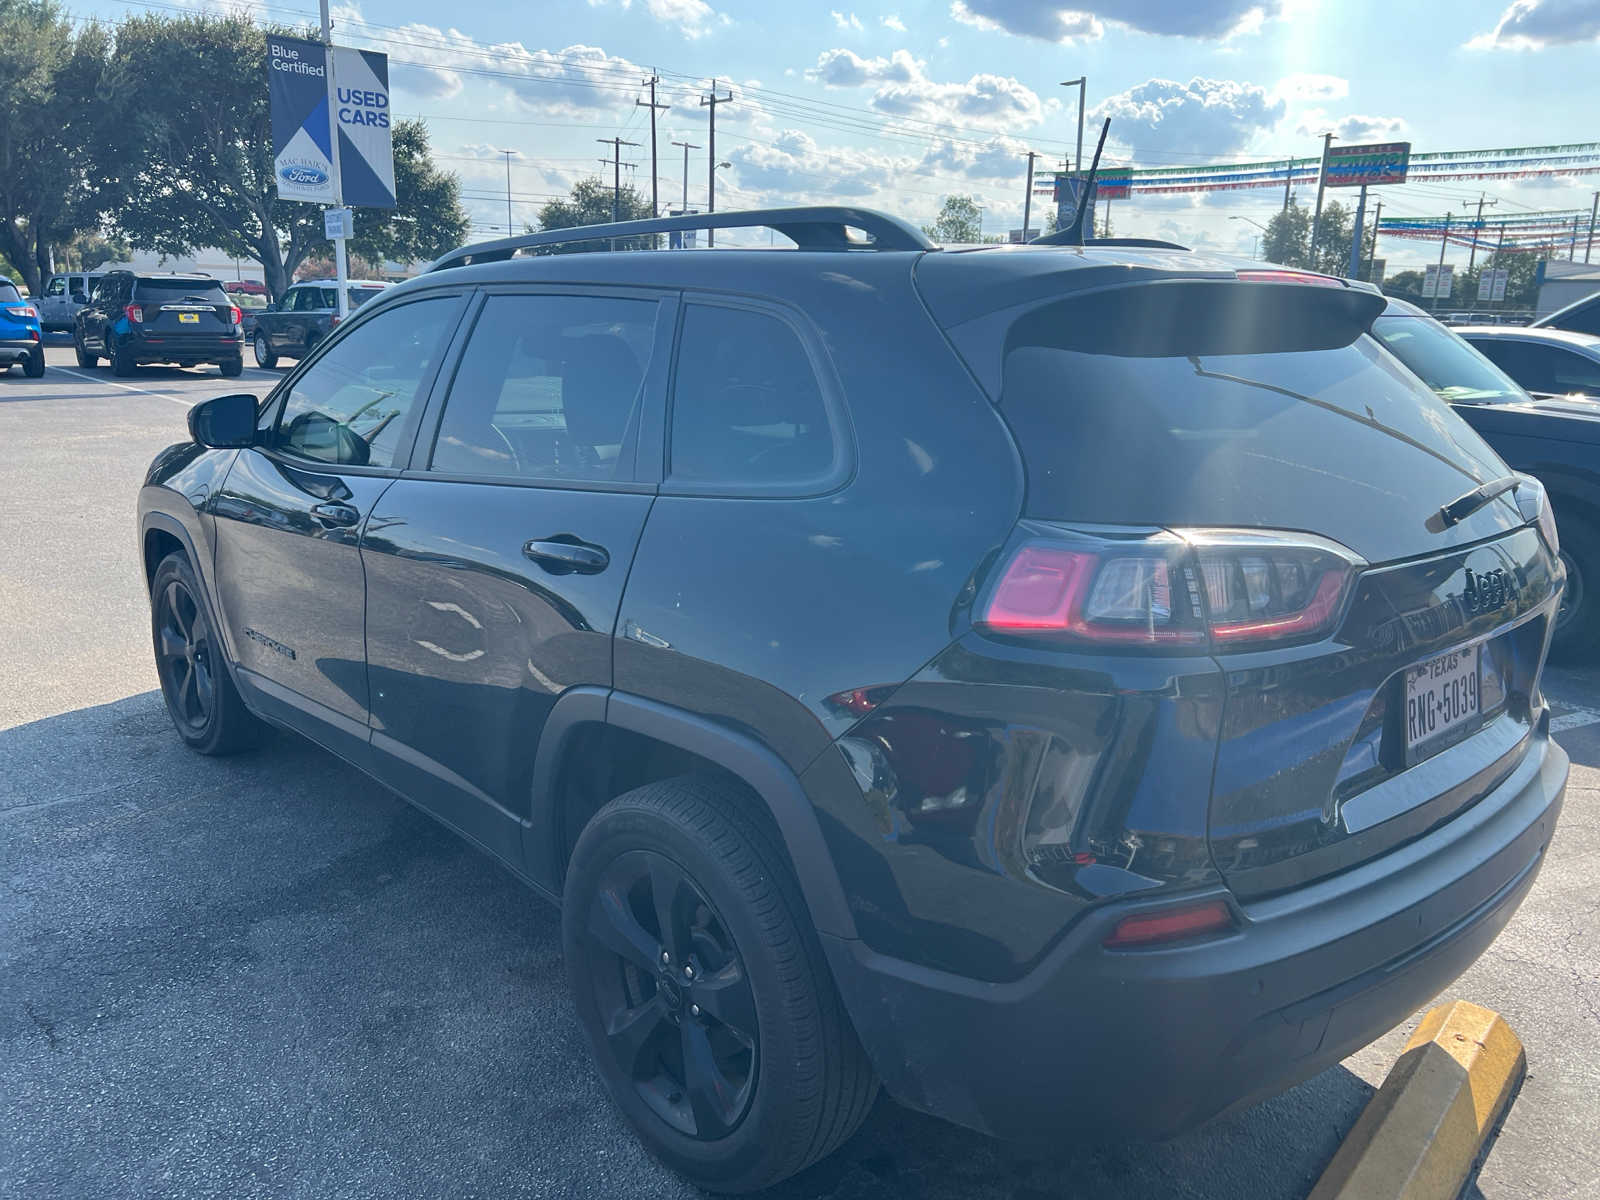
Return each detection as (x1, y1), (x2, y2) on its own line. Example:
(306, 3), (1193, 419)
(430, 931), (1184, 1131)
(1405, 645), (1480, 754)
(178, 312), (199, 323)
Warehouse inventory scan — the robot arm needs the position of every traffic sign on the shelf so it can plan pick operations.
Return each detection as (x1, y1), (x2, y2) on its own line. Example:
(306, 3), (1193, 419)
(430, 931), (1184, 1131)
(324, 207), (353, 240)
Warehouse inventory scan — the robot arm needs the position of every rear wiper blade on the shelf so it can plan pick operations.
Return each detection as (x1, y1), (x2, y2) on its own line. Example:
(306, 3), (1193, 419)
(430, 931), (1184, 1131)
(1437, 474), (1522, 527)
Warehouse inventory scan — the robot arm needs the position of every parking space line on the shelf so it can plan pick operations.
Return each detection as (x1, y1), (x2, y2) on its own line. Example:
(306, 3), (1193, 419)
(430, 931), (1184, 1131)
(1551, 707), (1600, 733)
(49, 365), (194, 408)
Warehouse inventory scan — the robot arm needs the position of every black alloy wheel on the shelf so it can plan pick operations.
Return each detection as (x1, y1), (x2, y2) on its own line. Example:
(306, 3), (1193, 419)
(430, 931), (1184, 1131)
(582, 847), (759, 1140)
(154, 575), (217, 735)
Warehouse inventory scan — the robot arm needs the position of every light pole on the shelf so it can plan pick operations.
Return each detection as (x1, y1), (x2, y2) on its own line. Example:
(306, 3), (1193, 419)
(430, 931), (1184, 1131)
(1061, 77), (1086, 171)
(671, 140), (701, 217)
(500, 150), (515, 235)
(1230, 215), (1268, 259)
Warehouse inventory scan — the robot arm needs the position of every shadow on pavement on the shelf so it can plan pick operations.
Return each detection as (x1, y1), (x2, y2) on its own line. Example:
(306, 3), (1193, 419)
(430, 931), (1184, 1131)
(2, 692), (1375, 1200)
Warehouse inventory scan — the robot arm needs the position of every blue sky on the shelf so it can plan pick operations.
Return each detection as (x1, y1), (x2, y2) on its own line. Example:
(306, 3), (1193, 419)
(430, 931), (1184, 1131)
(104, 1), (1600, 266)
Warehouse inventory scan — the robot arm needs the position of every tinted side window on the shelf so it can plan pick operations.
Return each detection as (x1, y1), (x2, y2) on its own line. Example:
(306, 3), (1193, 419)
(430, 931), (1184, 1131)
(1550, 299), (1600, 338)
(46, 278), (65, 297)
(271, 297), (455, 468)
(1472, 340), (1571, 394)
(668, 304), (834, 486)
(430, 294), (656, 482)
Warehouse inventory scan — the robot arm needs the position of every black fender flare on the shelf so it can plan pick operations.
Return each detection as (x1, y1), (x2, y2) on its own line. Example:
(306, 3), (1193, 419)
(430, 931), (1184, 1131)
(527, 689), (858, 941)
(139, 508), (242, 676)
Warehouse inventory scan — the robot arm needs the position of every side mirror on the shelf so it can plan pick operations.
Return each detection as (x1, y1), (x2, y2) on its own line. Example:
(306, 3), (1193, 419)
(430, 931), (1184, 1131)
(188, 393), (258, 449)
(264, 301), (277, 312)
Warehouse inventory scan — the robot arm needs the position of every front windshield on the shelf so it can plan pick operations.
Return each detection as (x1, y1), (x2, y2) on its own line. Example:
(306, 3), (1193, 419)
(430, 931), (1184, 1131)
(1371, 314), (1525, 404)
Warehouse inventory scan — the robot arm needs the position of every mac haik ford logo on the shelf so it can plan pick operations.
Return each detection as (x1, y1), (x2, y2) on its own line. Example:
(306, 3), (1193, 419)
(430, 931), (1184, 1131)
(278, 161), (329, 188)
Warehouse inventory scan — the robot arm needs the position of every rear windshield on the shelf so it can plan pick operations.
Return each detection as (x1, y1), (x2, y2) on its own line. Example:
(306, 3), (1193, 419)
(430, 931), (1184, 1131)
(0, 282), (21, 303)
(1370, 315), (1525, 404)
(351, 286), (385, 307)
(1002, 334), (1508, 531)
(136, 279), (228, 301)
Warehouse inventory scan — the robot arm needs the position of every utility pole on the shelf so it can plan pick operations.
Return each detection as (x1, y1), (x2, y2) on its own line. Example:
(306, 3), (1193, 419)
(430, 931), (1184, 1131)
(1571, 214), (1582, 261)
(700, 79), (732, 246)
(1433, 212), (1452, 312)
(671, 140), (700, 216)
(318, 0), (348, 321)
(1309, 132), (1336, 269)
(1283, 157), (1294, 212)
(1587, 191), (1599, 263)
(501, 150), (514, 234)
(1061, 78), (1086, 171)
(597, 137), (639, 251)
(1466, 192), (1498, 274)
(1022, 151), (1040, 243)
(636, 74), (669, 217)
(1492, 218), (1508, 309)
(1364, 197), (1383, 282)
(1347, 184), (1368, 280)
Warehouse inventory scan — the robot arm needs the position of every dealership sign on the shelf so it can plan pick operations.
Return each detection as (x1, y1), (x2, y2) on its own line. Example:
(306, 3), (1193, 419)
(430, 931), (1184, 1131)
(1324, 141), (1411, 188)
(269, 36), (395, 209)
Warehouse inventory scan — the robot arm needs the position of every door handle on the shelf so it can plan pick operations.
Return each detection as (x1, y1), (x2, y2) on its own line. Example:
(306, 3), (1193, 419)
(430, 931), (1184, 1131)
(310, 501), (360, 528)
(522, 538), (610, 575)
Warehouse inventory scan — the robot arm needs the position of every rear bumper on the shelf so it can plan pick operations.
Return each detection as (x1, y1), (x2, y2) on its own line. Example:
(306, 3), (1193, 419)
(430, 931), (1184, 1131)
(823, 726), (1566, 1141)
(0, 337), (40, 363)
(125, 333), (242, 362)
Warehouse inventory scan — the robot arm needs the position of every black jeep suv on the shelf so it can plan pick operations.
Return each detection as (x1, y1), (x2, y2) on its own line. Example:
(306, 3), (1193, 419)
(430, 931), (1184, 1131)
(138, 208), (1567, 1193)
(76, 271), (244, 377)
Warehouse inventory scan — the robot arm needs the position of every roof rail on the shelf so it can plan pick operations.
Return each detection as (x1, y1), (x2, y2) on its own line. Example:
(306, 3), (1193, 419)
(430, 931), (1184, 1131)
(427, 205), (935, 272)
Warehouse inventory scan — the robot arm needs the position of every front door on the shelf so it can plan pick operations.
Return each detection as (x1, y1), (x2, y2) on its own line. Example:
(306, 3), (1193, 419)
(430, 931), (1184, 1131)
(210, 291), (467, 760)
(360, 288), (671, 864)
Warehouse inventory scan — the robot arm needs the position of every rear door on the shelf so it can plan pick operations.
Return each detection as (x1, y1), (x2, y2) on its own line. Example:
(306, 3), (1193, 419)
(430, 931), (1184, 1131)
(1473, 337), (1600, 398)
(360, 286), (670, 862)
(210, 290), (468, 760)
(39, 277), (66, 327)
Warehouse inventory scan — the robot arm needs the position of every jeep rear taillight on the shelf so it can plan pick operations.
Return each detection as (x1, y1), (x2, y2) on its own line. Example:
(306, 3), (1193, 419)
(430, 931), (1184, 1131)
(125, 304), (144, 324)
(978, 528), (1360, 651)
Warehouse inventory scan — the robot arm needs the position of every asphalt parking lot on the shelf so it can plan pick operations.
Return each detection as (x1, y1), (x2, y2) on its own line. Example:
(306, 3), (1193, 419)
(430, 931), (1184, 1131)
(3, 340), (1597, 1199)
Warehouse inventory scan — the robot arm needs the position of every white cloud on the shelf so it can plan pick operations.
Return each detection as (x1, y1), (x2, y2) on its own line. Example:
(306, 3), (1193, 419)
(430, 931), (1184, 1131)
(1094, 76), (1285, 156)
(949, 0), (1287, 41)
(807, 48), (921, 87)
(918, 136), (1033, 181)
(1331, 113), (1408, 141)
(727, 128), (887, 198)
(883, 14), (909, 31)
(1274, 72), (1348, 102)
(831, 10), (864, 30)
(1467, 0), (1600, 48)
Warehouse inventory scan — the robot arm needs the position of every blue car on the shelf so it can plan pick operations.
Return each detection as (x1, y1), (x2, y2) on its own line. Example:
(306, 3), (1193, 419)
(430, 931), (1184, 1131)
(1, 279), (45, 377)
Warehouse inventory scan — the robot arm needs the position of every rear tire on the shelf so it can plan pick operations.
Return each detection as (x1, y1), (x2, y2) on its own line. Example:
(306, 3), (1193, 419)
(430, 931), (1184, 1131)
(563, 775), (877, 1194)
(150, 552), (263, 755)
(23, 349), (44, 378)
(1551, 514), (1600, 662)
(220, 356), (243, 378)
(74, 336), (97, 368)
(110, 340), (136, 377)
(253, 332), (277, 370)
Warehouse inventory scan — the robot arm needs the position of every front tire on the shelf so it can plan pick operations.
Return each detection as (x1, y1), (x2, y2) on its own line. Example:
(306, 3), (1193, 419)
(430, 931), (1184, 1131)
(23, 349), (44, 378)
(253, 332), (277, 369)
(150, 552), (262, 755)
(1552, 514), (1600, 662)
(563, 776), (876, 1194)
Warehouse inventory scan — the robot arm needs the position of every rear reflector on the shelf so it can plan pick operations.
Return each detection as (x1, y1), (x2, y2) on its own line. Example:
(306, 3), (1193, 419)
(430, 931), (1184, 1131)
(1103, 898), (1234, 948)
(977, 528), (1360, 652)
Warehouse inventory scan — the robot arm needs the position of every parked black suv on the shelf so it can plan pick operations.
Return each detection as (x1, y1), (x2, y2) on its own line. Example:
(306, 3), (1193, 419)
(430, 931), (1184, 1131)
(138, 208), (1568, 1193)
(75, 271), (244, 377)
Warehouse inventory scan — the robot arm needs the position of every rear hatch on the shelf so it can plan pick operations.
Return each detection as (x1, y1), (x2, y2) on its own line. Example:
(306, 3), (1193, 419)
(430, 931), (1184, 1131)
(0, 283), (37, 338)
(135, 278), (236, 339)
(922, 250), (1562, 895)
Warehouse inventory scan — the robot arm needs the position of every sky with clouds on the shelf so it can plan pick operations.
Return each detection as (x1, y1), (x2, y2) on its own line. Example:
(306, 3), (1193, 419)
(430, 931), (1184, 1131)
(99, 0), (1600, 267)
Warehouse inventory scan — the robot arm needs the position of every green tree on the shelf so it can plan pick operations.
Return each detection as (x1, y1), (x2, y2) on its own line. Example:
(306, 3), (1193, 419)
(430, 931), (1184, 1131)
(1385, 269), (1424, 301)
(531, 177), (659, 252)
(1453, 254), (1540, 310)
(1261, 201), (1311, 268)
(0, 2), (125, 294)
(57, 228), (131, 271)
(1309, 200), (1352, 275)
(109, 11), (466, 299)
(922, 194), (983, 244)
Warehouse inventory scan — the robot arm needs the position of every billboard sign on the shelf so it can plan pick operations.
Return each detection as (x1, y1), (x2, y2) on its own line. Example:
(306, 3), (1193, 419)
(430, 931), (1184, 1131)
(1422, 263), (1455, 299)
(269, 37), (395, 209)
(269, 36), (334, 204)
(1324, 141), (1411, 188)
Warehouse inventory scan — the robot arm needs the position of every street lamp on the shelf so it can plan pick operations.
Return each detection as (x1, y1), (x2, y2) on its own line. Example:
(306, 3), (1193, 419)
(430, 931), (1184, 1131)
(1061, 77), (1087, 172)
(1230, 215), (1268, 259)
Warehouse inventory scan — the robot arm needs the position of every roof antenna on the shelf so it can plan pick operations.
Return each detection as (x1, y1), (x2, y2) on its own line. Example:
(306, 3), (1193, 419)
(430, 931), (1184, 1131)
(1043, 117), (1110, 247)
